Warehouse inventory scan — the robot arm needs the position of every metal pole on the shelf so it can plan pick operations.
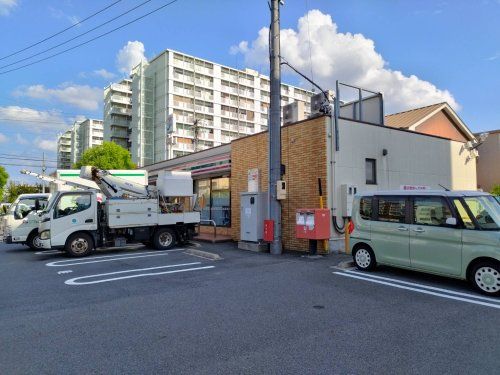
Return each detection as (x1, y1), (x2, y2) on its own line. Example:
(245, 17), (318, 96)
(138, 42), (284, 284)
(269, 0), (282, 255)
(42, 152), (46, 193)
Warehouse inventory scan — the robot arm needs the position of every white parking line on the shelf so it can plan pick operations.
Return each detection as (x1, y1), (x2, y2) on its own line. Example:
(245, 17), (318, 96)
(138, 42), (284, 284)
(344, 270), (500, 303)
(35, 250), (63, 255)
(45, 249), (182, 267)
(333, 271), (500, 310)
(65, 262), (215, 285)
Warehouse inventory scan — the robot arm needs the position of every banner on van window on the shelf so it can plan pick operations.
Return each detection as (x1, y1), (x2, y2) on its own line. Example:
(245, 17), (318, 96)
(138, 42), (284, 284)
(400, 185), (431, 191)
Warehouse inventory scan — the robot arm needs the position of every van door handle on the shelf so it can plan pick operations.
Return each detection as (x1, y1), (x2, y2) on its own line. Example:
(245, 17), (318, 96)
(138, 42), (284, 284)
(85, 219), (93, 223)
(397, 226), (408, 231)
(413, 228), (425, 233)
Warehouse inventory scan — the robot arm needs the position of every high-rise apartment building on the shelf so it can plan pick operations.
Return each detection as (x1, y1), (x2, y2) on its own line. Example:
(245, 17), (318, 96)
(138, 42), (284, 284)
(129, 49), (313, 166)
(56, 130), (72, 169)
(70, 119), (104, 165)
(103, 79), (132, 149)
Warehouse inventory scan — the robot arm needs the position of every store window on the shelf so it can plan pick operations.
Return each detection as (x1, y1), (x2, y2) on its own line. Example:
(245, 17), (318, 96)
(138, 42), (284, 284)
(194, 177), (231, 227)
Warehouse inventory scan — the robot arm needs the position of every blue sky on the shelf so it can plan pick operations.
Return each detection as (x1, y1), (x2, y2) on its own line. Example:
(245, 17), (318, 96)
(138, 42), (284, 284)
(0, 0), (499, 181)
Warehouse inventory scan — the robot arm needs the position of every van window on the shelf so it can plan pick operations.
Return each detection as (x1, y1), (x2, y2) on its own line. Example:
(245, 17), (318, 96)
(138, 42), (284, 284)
(360, 197), (372, 220)
(413, 197), (452, 226)
(453, 199), (475, 229)
(377, 197), (406, 223)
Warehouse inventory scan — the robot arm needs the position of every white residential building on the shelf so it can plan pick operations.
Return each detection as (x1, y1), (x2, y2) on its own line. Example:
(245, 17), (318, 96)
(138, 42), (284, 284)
(129, 49), (313, 166)
(103, 78), (132, 149)
(70, 119), (104, 165)
(56, 130), (72, 169)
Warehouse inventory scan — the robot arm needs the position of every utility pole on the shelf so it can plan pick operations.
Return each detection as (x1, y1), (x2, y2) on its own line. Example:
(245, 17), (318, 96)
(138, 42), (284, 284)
(268, 0), (282, 255)
(42, 152), (46, 193)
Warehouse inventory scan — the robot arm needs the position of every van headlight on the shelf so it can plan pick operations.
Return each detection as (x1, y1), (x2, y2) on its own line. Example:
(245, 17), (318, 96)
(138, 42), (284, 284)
(39, 230), (50, 240)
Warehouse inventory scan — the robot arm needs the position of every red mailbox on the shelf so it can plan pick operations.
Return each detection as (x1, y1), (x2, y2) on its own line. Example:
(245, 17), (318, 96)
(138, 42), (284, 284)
(295, 208), (330, 240)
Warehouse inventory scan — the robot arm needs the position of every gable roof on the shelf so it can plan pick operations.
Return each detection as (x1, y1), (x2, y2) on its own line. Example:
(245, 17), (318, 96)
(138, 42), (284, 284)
(385, 102), (475, 141)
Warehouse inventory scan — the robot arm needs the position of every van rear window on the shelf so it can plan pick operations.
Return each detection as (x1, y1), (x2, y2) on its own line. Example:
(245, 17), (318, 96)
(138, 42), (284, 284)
(360, 197), (372, 220)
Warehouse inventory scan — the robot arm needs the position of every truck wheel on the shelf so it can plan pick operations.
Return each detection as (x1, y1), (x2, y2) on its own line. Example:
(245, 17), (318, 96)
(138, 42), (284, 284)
(153, 228), (176, 250)
(27, 231), (42, 250)
(65, 233), (94, 257)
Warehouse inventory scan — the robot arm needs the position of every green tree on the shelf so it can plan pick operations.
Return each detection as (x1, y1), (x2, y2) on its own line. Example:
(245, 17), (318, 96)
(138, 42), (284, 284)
(491, 184), (500, 196)
(73, 142), (136, 170)
(5, 181), (42, 203)
(0, 165), (8, 201)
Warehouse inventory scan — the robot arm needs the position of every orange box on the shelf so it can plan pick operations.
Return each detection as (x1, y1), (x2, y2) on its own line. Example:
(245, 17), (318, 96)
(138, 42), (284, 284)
(295, 208), (330, 240)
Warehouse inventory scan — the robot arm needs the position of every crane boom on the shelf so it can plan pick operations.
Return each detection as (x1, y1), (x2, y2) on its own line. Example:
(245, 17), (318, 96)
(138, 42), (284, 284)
(20, 169), (98, 191)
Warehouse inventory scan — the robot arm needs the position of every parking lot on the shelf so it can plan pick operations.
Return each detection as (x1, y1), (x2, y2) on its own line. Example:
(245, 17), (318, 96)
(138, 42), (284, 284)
(1, 241), (500, 374)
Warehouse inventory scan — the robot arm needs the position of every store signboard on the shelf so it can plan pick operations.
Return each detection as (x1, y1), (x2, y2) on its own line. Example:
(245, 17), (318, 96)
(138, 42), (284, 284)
(400, 185), (431, 191)
(248, 168), (260, 192)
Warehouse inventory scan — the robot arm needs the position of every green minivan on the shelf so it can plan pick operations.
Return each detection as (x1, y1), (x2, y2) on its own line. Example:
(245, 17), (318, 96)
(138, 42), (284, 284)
(350, 191), (500, 296)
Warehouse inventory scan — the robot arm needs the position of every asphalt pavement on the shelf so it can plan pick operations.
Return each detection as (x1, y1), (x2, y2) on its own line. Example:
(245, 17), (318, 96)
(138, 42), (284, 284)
(1, 241), (500, 374)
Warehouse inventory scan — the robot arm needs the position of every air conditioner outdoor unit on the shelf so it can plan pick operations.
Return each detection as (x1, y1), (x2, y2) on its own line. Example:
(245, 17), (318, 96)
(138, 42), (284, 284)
(310, 90), (334, 116)
(283, 101), (305, 125)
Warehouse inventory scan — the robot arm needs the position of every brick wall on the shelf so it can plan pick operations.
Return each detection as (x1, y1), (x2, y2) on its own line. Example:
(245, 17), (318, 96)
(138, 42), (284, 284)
(231, 115), (328, 251)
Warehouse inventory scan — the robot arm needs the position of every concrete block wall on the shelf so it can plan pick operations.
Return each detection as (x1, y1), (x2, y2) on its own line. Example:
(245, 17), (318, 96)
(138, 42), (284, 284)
(231, 115), (328, 251)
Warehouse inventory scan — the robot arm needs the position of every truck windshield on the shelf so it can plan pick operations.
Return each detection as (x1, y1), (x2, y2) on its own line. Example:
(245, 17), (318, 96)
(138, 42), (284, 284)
(11, 197), (49, 219)
(464, 196), (500, 230)
(42, 194), (58, 214)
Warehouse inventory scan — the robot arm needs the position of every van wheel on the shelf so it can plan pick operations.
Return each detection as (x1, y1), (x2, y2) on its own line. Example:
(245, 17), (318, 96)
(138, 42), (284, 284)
(471, 262), (500, 296)
(153, 228), (176, 250)
(27, 231), (42, 250)
(65, 233), (94, 257)
(353, 246), (376, 271)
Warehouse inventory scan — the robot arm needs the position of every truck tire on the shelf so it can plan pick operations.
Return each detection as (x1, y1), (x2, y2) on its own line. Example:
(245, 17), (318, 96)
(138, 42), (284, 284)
(65, 232), (94, 257)
(153, 227), (176, 250)
(27, 231), (42, 250)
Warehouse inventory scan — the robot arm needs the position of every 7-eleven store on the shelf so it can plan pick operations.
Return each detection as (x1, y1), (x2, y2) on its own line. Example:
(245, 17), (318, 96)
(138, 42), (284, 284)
(144, 144), (232, 236)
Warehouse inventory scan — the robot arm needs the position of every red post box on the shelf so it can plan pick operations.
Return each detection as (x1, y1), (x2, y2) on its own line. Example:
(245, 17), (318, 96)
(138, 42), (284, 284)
(263, 219), (274, 242)
(295, 208), (330, 240)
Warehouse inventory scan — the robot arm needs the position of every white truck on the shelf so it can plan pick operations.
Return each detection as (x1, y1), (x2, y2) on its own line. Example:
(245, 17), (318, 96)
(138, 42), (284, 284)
(38, 166), (200, 257)
(1, 193), (50, 249)
(1, 169), (149, 250)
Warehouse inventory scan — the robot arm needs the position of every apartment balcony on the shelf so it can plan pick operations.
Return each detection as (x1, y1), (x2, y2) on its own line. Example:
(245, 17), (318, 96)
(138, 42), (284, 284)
(111, 95), (132, 105)
(195, 105), (214, 114)
(194, 65), (213, 75)
(173, 100), (194, 110)
(239, 77), (254, 86)
(176, 115), (195, 124)
(111, 83), (132, 94)
(196, 119), (214, 127)
(110, 107), (132, 116)
(173, 72), (194, 83)
(221, 72), (237, 82)
(221, 97), (238, 107)
(173, 59), (193, 70)
(198, 132), (214, 141)
(176, 129), (194, 138)
(260, 84), (270, 91)
(220, 135), (235, 143)
(194, 78), (213, 88)
(238, 89), (254, 98)
(221, 110), (239, 119)
(194, 91), (213, 101)
(174, 142), (194, 151)
(173, 86), (194, 97)
(221, 85), (238, 95)
(109, 118), (130, 127)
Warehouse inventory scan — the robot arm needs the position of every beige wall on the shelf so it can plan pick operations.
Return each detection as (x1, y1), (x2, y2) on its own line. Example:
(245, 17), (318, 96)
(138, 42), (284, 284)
(476, 131), (500, 192)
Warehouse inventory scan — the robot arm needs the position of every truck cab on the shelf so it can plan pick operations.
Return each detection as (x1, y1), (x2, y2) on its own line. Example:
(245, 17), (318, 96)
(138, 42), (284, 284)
(39, 191), (97, 252)
(2, 193), (50, 249)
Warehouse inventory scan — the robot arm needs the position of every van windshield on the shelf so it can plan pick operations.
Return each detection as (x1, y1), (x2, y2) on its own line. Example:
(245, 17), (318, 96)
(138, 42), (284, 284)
(463, 196), (500, 230)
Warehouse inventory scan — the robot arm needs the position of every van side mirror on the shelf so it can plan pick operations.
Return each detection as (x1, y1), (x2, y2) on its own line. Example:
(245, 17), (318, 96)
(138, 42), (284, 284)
(445, 217), (457, 226)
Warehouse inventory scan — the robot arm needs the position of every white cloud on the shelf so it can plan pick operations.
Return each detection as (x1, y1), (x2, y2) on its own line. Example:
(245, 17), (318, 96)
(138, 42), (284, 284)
(34, 137), (58, 152)
(93, 68), (116, 80)
(0, 0), (17, 16)
(0, 132), (8, 142)
(13, 83), (102, 111)
(0, 106), (68, 132)
(116, 41), (146, 74)
(15, 133), (28, 145)
(231, 10), (459, 113)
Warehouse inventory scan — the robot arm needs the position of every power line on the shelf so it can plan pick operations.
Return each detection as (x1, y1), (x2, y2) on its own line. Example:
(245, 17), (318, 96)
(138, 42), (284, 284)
(0, 0), (153, 70)
(0, 152), (57, 159)
(0, 162), (57, 168)
(0, 156), (59, 162)
(0, 0), (180, 75)
(0, 0), (123, 62)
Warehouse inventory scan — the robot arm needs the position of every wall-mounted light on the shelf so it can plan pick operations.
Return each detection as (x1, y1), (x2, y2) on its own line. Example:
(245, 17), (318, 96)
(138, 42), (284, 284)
(382, 149), (388, 156)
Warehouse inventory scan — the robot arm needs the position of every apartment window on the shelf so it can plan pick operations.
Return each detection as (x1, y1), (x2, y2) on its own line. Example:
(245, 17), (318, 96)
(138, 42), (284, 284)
(365, 158), (377, 185)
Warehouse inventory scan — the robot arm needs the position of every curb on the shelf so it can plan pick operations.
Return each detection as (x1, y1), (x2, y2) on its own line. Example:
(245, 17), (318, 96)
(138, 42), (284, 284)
(337, 260), (355, 269)
(184, 248), (222, 261)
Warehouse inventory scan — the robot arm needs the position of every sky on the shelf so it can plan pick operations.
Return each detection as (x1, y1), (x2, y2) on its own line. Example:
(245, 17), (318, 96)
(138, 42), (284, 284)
(0, 0), (499, 182)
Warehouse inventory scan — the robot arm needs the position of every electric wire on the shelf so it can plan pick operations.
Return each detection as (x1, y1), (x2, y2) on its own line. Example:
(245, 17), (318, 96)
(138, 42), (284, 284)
(0, 0), (154, 70)
(0, 0), (180, 75)
(0, 162), (57, 168)
(0, 0), (123, 62)
(304, 0), (315, 91)
(0, 156), (58, 163)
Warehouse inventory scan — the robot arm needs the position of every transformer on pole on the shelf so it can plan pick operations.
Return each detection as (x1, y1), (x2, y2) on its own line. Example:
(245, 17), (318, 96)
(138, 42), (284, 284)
(268, 0), (282, 255)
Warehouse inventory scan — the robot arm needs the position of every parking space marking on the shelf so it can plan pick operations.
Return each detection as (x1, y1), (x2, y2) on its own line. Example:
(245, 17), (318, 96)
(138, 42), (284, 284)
(57, 270), (73, 275)
(64, 262), (215, 285)
(343, 270), (500, 303)
(45, 249), (182, 267)
(333, 271), (500, 310)
(35, 250), (63, 255)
